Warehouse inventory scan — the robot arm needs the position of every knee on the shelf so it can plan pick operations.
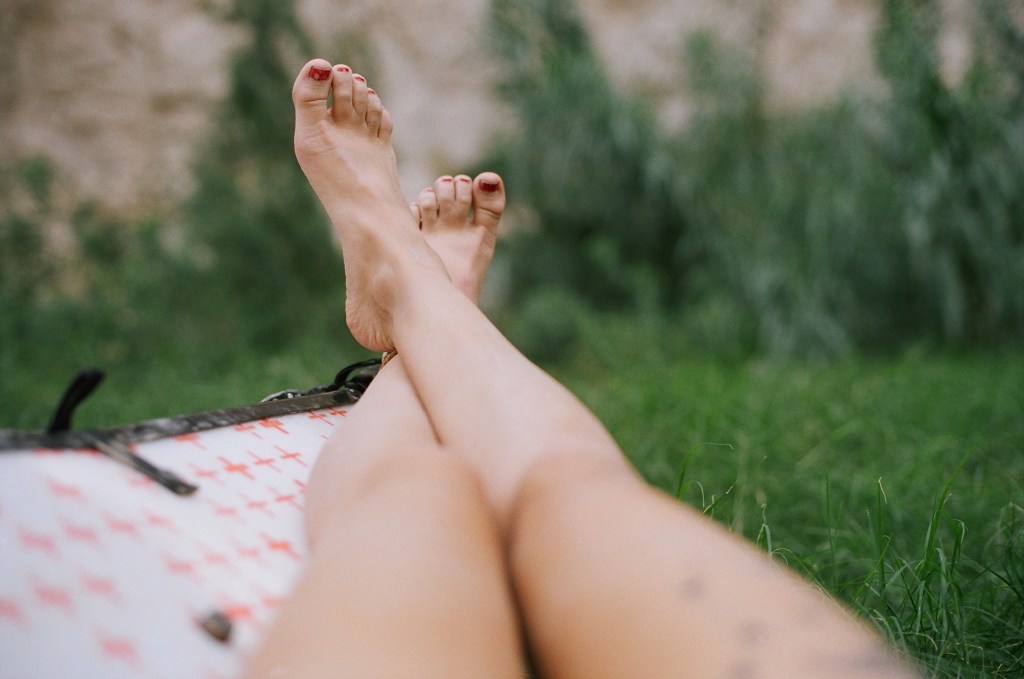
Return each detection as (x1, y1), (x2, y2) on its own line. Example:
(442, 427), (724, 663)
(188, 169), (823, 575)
(365, 448), (490, 514)
(507, 450), (637, 538)
(319, 434), (482, 500)
(307, 445), (489, 548)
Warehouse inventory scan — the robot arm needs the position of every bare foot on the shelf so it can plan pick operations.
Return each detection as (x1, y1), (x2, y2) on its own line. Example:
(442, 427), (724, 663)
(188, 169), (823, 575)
(291, 59), (445, 351)
(413, 173), (506, 303)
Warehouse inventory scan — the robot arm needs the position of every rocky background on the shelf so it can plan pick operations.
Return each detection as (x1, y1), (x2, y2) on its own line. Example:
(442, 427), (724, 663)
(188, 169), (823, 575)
(1, 0), (977, 218)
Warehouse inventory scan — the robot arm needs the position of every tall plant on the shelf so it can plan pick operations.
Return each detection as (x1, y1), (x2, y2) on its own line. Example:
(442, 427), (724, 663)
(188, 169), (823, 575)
(486, 0), (693, 309)
(486, 0), (1023, 356)
(875, 0), (1024, 345)
(184, 0), (345, 350)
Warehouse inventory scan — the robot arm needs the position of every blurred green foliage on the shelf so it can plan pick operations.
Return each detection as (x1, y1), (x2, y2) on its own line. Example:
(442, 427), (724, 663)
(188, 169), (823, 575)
(0, 0), (356, 429)
(184, 0), (345, 351)
(2, 0), (1021, 408)
(488, 0), (1023, 359)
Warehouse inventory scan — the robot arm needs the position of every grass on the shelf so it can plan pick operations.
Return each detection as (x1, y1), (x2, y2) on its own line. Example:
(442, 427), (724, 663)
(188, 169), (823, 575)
(2, 314), (1020, 676)
(541, 313), (1023, 677)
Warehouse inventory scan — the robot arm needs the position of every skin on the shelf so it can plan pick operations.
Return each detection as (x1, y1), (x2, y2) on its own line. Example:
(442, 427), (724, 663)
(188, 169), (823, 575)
(250, 169), (522, 677)
(245, 59), (921, 679)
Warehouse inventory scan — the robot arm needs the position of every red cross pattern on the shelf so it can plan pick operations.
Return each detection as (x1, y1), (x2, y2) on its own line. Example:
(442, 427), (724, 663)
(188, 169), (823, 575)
(233, 540), (266, 564)
(96, 630), (140, 666)
(306, 410), (331, 424)
(199, 543), (238, 573)
(248, 450), (282, 474)
(261, 533), (302, 561)
(126, 472), (157, 489)
(33, 582), (74, 612)
(0, 401), (344, 676)
(163, 553), (201, 581)
(63, 520), (102, 547)
(103, 515), (143, 541)
(174, 433), (206, 450)
(19, 529), (59, 558)
(46, 477), (88, 503)
(258, 418), (288, 435)
(269, 485), (302, 511)
(80, 573), (120, 601)
(206, 499), (247, 525)
(219, 455), (254, 480)
(234, 422), (261, 439)
(143, 509), (180, 534)
(0, 597), (26, 626)
(275, 445), (307, 468)
(190, 462), (225, 486)
(239, 492), (275, 518)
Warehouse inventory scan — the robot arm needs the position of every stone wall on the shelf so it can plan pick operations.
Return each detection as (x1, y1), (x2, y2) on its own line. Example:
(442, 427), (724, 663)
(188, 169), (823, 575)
(1, 0), (244, 216)
(1, 0), (979, 218)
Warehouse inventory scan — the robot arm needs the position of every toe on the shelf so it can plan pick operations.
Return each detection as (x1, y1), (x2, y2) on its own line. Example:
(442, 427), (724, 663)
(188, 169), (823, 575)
(471, 172), (506, 231)
(417, 188), (440, 231)
(434, 176), (456, 216)
(350, 74), (369, 118)
(378, 109), (394, 143)
(330, 65), (356, 123)
(452, 175), (473, 219)
(365, 88), (383, 134)
(293, 59), (334, 128)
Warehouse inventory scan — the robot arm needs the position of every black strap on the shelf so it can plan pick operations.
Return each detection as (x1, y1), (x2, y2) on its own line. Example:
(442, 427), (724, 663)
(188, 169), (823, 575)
(0, 359), (381, 494)
(47, 369), (105, 433)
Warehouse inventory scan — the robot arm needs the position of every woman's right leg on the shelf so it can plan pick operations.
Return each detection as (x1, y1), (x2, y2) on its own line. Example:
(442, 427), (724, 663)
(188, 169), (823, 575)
(507, 454), (919, 678)
(292, 59), (919, 679)
(382, 233), (920, 679)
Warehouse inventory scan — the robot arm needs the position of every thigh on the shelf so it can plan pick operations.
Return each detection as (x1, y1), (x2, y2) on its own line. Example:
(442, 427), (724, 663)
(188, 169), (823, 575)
(508, 453), (917, 679)
(247, 449), (524, 679)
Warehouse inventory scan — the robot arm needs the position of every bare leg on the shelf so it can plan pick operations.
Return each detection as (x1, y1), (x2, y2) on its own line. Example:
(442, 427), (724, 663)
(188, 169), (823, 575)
(305, 168), (507, 546)
(244, 62), (522, 678)
(245, 358), (522, 678)
(382, 229), (919, 679)
(412, 171), (504, 304)
(290, 60), (920, 678)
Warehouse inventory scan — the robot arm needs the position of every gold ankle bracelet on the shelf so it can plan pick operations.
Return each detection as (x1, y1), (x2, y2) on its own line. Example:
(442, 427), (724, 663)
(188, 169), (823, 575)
(381, 349), (398, 367)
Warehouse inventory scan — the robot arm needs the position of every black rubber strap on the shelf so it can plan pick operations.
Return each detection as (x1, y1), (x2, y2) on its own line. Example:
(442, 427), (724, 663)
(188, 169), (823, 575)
(47, 369), (106, 434)
(0, 359), (381, 494)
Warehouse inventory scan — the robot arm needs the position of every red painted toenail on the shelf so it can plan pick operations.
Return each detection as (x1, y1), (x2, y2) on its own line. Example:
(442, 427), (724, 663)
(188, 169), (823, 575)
(458, 176), (471, 182)
(367, 89), (376, 95)
(353, 75), (366, 82)
(441, 177), (453, 182)
(309, 66), (331, 81)
(479, 180), (500, 193)
(335, 65), (351, 73)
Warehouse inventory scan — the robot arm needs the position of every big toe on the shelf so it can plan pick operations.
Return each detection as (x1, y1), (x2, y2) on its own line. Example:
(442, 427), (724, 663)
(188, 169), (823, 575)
(471, 172), (506, 231)
(292, 59), (334, 129)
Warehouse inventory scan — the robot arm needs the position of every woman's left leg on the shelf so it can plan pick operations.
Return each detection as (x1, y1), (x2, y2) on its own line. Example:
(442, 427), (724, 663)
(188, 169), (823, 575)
(246, 125), (519, 674)
(245, 356), (523, 678)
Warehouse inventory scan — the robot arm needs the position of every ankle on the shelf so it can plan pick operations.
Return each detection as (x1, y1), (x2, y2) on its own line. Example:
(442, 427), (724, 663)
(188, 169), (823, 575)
(324, 186), (406, 227)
